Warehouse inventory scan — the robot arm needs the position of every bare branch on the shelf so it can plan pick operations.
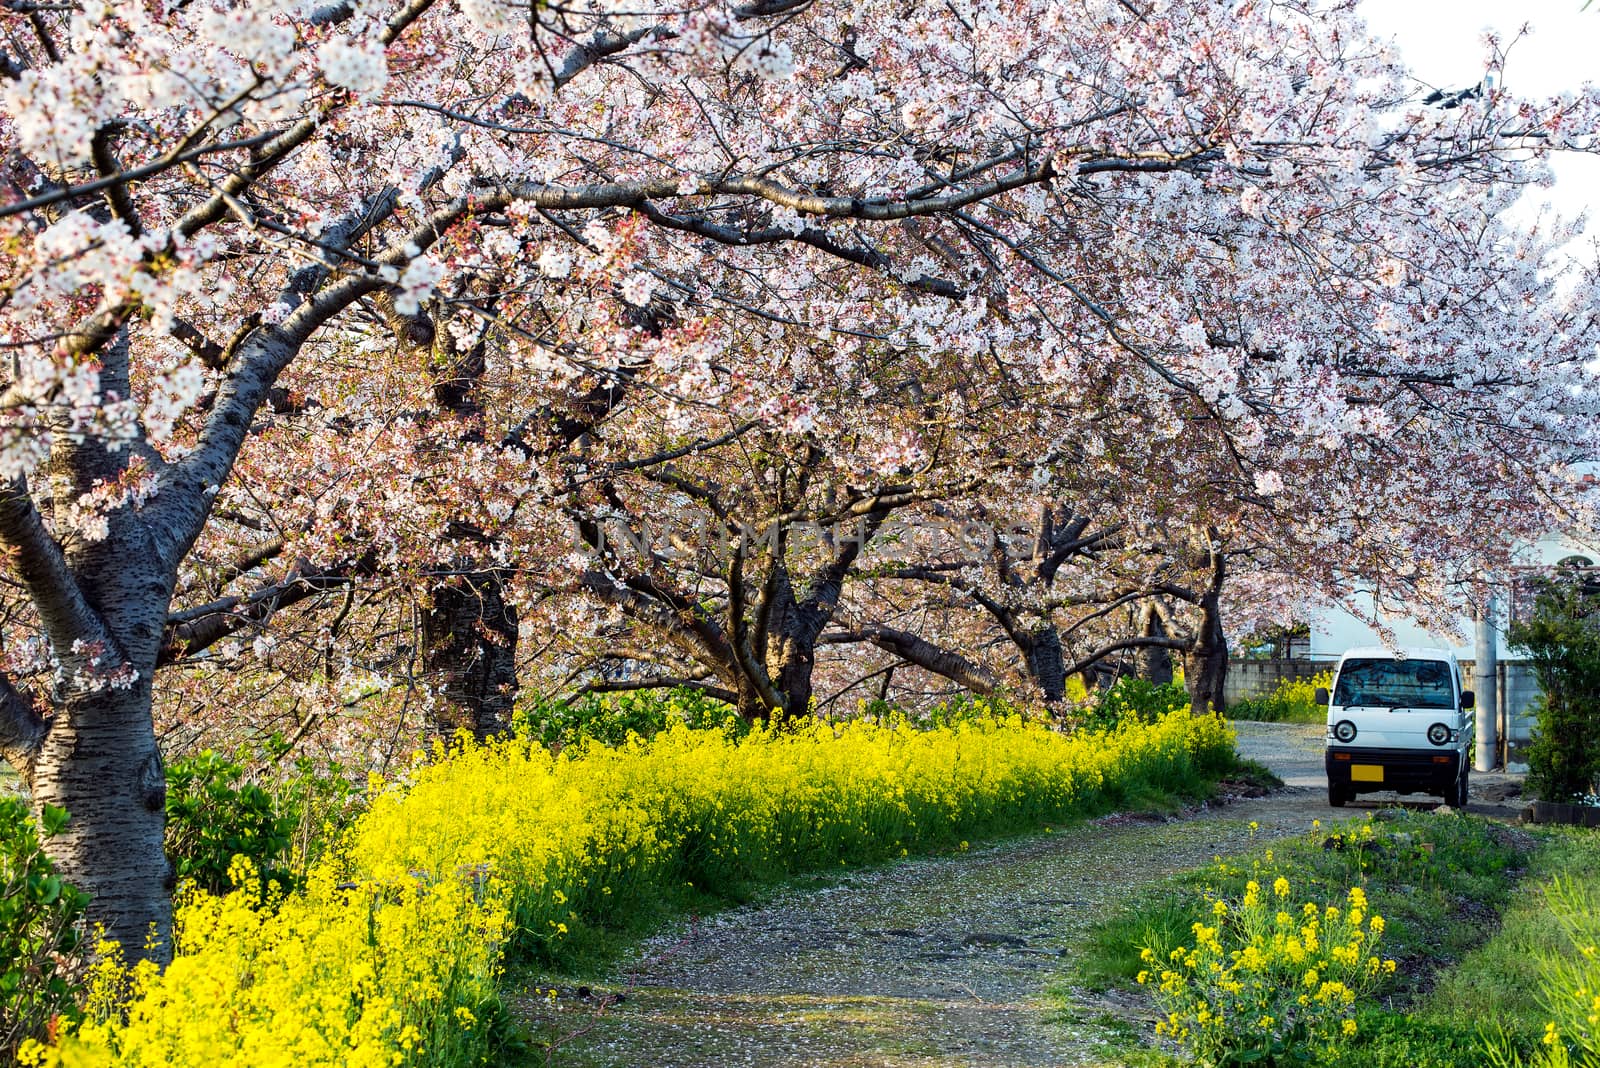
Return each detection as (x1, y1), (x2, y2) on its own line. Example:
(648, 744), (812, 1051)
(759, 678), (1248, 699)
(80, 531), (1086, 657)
(823, 625), (997, 693)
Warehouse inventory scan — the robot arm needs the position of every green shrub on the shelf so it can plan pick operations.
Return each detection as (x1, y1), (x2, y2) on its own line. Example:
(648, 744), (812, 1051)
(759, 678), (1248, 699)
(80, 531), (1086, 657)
(513, 686), (745, 747)
(1, 798), (89, 1062)
(164, 744), (361, 898)
(1510, 577), (1600, 804)
(1080, 677), (1190, 731)
(1230, 671), (1332, 723)
(859, 691), (1036, 728)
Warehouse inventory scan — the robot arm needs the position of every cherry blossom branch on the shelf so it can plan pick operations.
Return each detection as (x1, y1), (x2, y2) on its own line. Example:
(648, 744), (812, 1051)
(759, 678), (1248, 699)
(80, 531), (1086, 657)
(731, 0), (811, 17)
(879, 565), (1027, 647)
(1030, 511), (1125, 586)
(87, 122), (142, 236)
(632, 201), (966, 299)
(0, 131), (280, 222)
(1059, 636), (1192, 680)
(173, 0), (439, 239)
(0, 477), (115, 658)
(577, 569), (738, 675)
(389, 152), (1054, 242)
(157, 562), (363, 667)
(553, 23), (658, 90)
(165, 315), (227, 368)
(600, 421), (761, 473)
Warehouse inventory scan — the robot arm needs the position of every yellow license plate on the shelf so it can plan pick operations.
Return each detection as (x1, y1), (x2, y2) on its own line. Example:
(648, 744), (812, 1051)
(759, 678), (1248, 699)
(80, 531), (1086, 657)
(1351, 765), (1384, 783)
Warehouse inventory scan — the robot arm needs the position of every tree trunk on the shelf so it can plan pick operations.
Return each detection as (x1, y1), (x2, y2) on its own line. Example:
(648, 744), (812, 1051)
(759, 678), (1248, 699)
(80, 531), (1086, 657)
(733, 682), (776, 723)
(770, 642), (816, 721)
(1135, 603), (1174, 686)
(421, 571), (519, 740)
(1024, 623), (1067, 703)
(1183, 591), (1228, 717)
(30, 685), (173, 962)
(765, 598), (821, 722)
(30, 491), (176, 963)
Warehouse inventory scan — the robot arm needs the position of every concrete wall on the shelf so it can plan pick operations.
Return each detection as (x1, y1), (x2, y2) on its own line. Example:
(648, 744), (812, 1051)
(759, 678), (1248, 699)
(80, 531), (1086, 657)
(1461, 659), (1541, 748)
(1224, 658), (1327, 707)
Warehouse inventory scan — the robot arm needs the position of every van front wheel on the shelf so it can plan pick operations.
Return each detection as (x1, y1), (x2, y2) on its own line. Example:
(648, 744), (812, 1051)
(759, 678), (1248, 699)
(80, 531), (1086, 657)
(1328, 781), (1349, 807)
(1448, 768), (1470, 809)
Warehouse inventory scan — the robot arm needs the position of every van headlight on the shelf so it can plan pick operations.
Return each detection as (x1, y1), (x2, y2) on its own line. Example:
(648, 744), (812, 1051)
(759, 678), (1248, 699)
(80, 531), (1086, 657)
(1427, 723), (1453, 746)
(1332, 720), (1357, 743)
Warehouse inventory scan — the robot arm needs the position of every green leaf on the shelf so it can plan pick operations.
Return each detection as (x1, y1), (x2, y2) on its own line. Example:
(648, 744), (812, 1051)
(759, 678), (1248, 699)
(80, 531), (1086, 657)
(39, 803), (71, 837)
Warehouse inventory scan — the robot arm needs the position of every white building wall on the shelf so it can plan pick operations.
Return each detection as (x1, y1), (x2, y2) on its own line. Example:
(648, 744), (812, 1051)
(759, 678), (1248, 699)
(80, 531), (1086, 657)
(1301, 531), (1600, 663)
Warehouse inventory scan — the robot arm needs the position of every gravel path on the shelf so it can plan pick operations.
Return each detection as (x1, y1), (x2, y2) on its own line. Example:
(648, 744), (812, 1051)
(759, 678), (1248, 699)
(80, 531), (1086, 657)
(514, 723), (1525, 1067)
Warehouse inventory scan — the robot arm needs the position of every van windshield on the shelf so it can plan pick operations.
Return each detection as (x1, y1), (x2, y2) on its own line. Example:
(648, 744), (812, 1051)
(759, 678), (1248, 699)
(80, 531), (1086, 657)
(1332, 658), (1456, 709)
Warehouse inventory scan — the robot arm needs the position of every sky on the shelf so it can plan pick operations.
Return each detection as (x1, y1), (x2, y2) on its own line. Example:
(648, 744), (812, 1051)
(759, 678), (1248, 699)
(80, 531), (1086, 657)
(1360, 0), (1599, 262)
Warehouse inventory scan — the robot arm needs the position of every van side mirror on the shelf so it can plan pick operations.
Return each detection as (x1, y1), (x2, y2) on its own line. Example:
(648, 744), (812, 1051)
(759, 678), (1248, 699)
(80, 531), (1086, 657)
(1461, 690), (1475, 710)
(1314, 687), (1329, 705)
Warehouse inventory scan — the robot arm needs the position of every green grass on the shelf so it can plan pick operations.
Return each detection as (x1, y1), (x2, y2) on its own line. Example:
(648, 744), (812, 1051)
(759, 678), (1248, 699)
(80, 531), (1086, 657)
(1413, 827), (1600, 1059)
(1227, 757), (1285, 790)
(1066, 810), (1539, 1065)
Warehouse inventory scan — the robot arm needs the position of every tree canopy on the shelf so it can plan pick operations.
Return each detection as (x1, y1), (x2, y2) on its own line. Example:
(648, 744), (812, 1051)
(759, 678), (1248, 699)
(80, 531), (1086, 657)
(1, 0), (1598, 956)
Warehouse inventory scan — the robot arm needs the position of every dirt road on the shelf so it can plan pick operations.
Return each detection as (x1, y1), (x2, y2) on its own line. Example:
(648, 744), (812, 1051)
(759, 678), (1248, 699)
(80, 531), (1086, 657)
(515, 722), (1524, 1067)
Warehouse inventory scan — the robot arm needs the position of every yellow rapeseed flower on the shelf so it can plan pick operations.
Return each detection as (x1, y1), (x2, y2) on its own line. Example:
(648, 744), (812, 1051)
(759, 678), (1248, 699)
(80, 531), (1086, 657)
(34, 708), (1234, 1067)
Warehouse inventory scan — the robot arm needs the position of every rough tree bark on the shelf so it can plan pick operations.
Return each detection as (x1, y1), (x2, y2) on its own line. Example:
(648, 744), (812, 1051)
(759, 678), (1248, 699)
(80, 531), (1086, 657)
(1134, 602), (1175, 686)
(1, 329), (185, 959)
(1181, 542), (1229, 717)
(1022, 623), (1068, 704)
(21, 509), (175, 960)
(759, 565), (839, 721)
(420, 571), (520, 739)
(1183, 599), (1228, 716)
(0, 203), (401, 962)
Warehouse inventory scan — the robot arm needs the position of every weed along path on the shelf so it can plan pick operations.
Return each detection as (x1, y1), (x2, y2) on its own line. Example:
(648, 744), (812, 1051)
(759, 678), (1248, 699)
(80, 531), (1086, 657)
(515, 725), (1368, 1067)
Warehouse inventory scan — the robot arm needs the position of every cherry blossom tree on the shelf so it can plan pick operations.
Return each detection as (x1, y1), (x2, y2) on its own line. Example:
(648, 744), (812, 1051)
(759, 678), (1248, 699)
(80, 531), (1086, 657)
(3, 0), (1599, 962)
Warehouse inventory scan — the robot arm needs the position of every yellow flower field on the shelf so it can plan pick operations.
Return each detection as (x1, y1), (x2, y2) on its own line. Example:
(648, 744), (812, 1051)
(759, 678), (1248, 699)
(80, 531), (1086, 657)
(27, 710), (1234, 1068)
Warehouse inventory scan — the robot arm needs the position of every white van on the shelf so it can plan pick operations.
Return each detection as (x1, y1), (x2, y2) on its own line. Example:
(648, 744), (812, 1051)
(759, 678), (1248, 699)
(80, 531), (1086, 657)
(1315, 647), (1475, 808)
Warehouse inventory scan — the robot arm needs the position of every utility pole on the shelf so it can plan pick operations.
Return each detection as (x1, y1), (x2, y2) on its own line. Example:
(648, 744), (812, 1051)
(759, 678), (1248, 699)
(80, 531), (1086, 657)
(1474, 597), (1499, 772)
